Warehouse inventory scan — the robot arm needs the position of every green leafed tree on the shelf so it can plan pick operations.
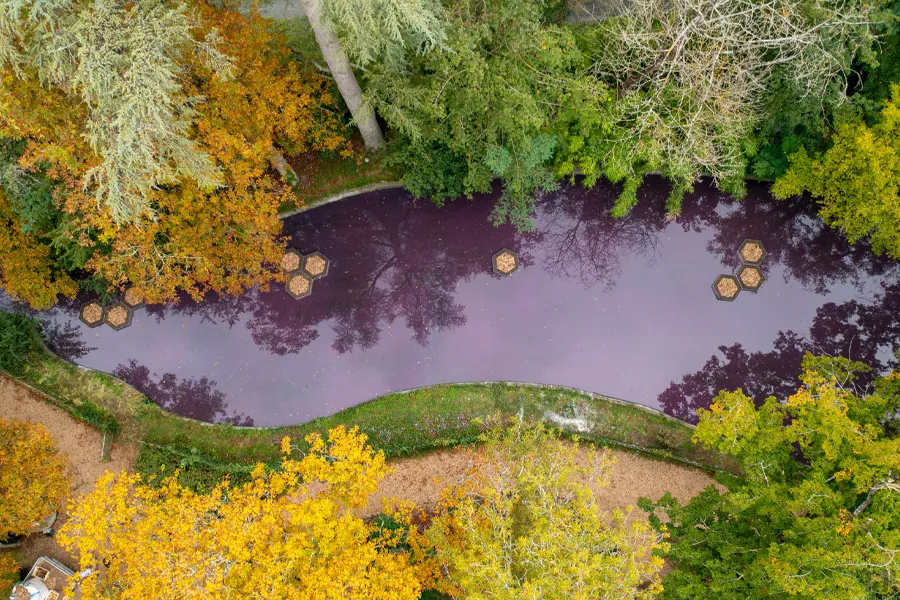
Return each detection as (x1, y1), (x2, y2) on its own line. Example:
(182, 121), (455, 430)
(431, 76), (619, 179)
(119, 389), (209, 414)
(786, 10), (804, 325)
(568, 0), (884, 216)
(641, 354), (900, 599)
(298, 0), (444, 151)
(773, 85), (900, 259)
(0, 0), (234, 222)
(420, 420), (667, 599)
(367, 0), (603, 230)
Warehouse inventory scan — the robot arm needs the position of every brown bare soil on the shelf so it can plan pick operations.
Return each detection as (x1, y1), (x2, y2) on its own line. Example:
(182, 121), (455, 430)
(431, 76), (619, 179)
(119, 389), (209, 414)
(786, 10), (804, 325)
(362, 445), (720, 519)
(0, 375), (137, 571)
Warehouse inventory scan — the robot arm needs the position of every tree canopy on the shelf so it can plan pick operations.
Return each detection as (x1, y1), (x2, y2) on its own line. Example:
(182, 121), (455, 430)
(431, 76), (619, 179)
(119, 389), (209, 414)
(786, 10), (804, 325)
(0, 0), (350, 307)
(773, 85), (900, 259)
(0, 419), (70, 538)
(59, 426), (432, 599)
(641, 355), (900, 599)
(419, 420), (666, 599)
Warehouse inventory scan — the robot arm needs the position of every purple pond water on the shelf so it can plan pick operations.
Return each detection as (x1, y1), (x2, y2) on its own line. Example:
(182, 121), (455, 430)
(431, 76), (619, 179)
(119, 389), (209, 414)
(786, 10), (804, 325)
(25, 178), (900, 426)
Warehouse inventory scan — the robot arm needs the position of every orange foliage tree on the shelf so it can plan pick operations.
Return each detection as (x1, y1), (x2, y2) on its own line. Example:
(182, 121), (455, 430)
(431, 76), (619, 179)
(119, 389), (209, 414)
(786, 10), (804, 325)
(0, 190), (77, 309)
(0, 419), (70, 539)
(67, 1), (351, 304)
(0, 1), (350, 307)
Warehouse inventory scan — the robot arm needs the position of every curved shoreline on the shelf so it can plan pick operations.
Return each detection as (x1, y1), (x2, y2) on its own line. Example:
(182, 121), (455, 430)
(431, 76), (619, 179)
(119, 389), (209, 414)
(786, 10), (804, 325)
(279, 180), (404, 218)
(1, 344), (738, 487)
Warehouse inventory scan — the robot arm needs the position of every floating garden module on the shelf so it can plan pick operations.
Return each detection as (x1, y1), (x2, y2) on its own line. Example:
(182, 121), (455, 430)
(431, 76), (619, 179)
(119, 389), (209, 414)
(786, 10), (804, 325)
(286, 272), (313, 299)
(492, 249), (519, 276)
(122, 285), (146, 309)
(738, 239), (767, 264)
(79, 300), (105, 328)
(713, 274), (741, 301)
(303, 252), (330, 279)
(281, 249), (303, 273)
(738, 265), (765, 292)
(105, 302), (133, 331)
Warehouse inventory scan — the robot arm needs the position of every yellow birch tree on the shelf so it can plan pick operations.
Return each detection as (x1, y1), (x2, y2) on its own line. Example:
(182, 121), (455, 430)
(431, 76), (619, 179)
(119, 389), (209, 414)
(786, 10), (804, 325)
(58, 426), (430, 600)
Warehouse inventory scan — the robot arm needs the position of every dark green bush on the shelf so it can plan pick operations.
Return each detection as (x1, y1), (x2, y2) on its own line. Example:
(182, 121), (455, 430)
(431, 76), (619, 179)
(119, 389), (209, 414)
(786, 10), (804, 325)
(387, 139), (470, 205)
(0, 311), (43, 376)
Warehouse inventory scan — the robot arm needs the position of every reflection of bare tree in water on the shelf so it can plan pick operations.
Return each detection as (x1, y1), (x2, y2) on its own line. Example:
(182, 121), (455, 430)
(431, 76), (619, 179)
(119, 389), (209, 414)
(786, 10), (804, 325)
(149, 191), (530, 355)
(678, 180), (900, 294)
(536, 184), (667, 289)
(113, 359), (253, 425)
(660, 282), (900, 423)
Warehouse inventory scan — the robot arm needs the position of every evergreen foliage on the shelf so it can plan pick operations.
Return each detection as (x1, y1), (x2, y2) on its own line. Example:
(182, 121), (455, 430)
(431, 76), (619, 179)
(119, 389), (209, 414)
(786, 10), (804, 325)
(323, 0), (446, 67)
(0, 311), (42, 376)
(0, 0), (234, 222)
(366, 0), (601, 230)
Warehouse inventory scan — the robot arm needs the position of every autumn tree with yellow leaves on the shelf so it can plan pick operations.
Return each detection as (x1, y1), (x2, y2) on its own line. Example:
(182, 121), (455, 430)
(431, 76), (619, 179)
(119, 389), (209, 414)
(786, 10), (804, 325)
(0, 419), (70, 539)
(59, 426), (432, 600)
(419, 420), (666, 600)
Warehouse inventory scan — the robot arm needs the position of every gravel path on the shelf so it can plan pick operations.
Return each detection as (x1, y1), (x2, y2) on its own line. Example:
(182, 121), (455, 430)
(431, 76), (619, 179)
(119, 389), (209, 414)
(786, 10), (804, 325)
(362, 445), (720, 518)
(1, 373), (719, 580)
(0, 374), (138, 570)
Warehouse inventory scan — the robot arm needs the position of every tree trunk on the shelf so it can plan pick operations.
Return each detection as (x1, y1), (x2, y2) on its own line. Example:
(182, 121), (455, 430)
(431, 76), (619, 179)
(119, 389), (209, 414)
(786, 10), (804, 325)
(298, 0), (385, 151)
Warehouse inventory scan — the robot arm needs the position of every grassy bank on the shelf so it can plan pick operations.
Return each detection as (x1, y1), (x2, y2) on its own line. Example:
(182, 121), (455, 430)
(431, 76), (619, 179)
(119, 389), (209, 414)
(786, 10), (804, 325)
(280, 141), (400, 215)
(4, 345), (737, 492)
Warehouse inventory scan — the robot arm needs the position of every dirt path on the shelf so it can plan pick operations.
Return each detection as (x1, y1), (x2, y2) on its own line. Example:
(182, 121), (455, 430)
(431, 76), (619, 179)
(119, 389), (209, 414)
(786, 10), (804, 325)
(1, 373), (719, 579)
(0, 374), (138, 570)
(363, 445), (719, 518)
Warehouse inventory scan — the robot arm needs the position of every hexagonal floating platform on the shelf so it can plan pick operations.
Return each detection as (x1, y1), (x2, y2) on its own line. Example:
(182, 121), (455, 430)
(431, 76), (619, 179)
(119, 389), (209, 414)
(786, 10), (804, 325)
(737, 265), (765, 292)
(285, 272), (313, 299)
(122, 285), (146, 309)
(302, 251), (329, 279)
(712, 274), (741, 302)
(79, 300), (105, 328)
(738, 239), (766, 265)
(492, 249), (519, 276)
(104, 302), (133, 331)
(281, 248), (303, 273)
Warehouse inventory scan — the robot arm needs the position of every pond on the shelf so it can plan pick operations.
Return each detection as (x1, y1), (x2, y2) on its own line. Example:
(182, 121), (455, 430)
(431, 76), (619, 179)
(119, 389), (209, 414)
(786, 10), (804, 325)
(29, 177), (900, 426)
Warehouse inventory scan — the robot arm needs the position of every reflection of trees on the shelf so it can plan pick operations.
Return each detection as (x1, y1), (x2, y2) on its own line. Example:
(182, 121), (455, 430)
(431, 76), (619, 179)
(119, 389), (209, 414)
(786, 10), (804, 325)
(536, 184), (667, 289)
(42, 320), (95, 361)
(112, 359), (253, 426)
(153, 191), (533, 355)
(0, 295), (96, 361)
(660, 282), (900, 422)
(678, 180), (900, 294)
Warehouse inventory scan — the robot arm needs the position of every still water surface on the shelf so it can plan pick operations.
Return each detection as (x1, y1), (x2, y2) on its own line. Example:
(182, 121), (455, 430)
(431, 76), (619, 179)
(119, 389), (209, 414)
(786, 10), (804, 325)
(30, 178), (900, 426)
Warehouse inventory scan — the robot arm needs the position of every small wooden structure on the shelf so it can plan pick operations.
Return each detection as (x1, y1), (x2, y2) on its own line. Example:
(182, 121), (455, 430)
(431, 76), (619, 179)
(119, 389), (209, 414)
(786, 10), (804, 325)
(10, 556), (74, 600)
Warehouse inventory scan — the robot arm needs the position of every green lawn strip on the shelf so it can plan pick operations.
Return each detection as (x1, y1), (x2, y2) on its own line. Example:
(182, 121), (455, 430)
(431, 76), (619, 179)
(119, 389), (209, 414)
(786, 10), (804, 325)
(7, 347), (737, 492)
(278, 145), (400, 216)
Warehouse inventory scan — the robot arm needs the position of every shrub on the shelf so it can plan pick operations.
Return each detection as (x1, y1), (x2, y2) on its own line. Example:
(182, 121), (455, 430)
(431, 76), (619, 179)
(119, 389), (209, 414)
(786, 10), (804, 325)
(0, 312), (43, 376)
